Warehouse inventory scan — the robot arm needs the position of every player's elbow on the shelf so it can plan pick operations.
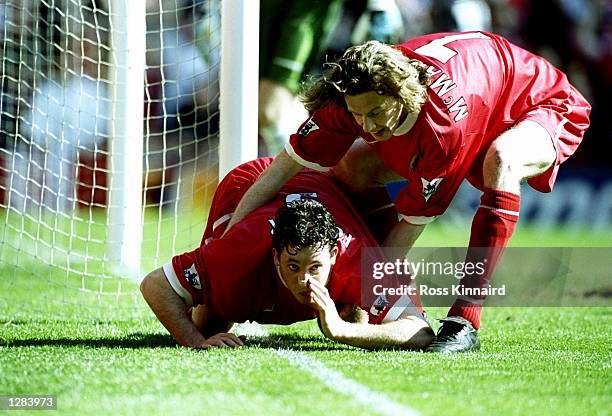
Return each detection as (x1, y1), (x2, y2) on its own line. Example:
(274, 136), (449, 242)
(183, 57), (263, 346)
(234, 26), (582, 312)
(140, 273), (151, 298)
(139, 271), (154, 298)
(140, 268), (166, 304)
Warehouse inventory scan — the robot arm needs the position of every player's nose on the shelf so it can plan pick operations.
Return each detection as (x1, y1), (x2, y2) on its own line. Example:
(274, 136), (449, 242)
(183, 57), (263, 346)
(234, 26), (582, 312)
(363, 117), (377, 133)
(298, 273), (310, 287)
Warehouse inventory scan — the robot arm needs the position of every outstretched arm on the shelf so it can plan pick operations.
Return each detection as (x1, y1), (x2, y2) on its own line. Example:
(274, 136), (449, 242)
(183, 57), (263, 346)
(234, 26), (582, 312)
(309, 279), (433, 350)
(140, 268), (243, 348)
(223, 149), (304, 235)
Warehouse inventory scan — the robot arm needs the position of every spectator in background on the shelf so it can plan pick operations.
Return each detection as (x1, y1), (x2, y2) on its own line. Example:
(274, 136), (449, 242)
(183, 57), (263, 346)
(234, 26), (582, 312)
(143, 0), (219, 206)
(145, 0), (217, 133)
(394, 0), (434, 39)
(351, 0), (406, 45)
(519, 0), (610, 166)
(258, 0), (343, 156)
(588, 1), (612, 164)
(10, 6), (110, 213)
(430, 0), (492, 31)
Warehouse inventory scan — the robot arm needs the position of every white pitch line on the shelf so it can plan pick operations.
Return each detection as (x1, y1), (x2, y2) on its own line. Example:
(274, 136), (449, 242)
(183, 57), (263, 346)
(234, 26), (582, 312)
(234, 323), (421, 416)
(274, 348), (421, 416)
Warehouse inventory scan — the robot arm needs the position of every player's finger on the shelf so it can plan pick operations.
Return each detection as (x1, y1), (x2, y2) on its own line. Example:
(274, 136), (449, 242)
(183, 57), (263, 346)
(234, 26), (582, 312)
(307, 279), (323, 294)
(205, 334), (236, 348)
(206, 339), (226, 348)
(310, 290), (328, 310)
(225, 333), (245, 346)
(307, 278), (324, 290)
(219, 335), (243, 348)
(309, 281), (330, 303)
(211, 339), (235, 348)
(213, 332), (245, 346)
(309, 279), (330, 297)
(309, 292), (324, 310)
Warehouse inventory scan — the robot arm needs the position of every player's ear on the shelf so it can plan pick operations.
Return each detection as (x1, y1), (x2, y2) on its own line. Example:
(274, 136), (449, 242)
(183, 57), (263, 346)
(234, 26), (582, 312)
(272, 248), (280, 265)
(330, 246), (339, 265)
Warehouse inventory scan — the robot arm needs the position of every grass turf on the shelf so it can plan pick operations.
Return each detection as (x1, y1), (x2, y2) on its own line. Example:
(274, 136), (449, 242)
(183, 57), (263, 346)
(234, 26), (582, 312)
(1, 308), (611, 415)
(1, 216), (611, 415)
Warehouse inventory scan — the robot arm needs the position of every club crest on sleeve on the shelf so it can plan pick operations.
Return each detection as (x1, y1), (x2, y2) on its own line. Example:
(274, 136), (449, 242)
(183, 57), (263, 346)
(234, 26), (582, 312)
(183, 264), (201, 290)
(298, 118), (320, 137)
(370, 294), (390, 317)
(421, 177), (443, 202)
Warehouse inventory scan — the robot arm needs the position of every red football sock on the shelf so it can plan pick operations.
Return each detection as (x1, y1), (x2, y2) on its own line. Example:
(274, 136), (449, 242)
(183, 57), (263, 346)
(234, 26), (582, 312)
(448, 188), (521, 329)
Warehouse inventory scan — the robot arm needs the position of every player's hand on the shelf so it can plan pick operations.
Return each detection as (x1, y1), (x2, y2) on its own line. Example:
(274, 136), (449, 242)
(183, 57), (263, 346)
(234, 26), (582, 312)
(308, 279), (345, 340)
(198, 333), (246, 349)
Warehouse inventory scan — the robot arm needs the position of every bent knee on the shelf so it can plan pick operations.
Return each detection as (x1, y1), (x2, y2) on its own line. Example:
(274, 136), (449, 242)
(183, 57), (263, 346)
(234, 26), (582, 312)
(483, 143), (520, 185)
(483, 126), (555, 190)
(487, 122), (556, 173)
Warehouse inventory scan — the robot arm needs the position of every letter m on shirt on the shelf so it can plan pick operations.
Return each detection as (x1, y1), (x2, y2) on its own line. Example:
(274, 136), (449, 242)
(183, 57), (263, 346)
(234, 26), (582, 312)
(449, 97), (468, 122)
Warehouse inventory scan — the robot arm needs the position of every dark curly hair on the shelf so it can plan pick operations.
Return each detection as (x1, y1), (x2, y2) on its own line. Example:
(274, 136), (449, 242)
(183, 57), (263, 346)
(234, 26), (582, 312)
(272, 199), (339, 255)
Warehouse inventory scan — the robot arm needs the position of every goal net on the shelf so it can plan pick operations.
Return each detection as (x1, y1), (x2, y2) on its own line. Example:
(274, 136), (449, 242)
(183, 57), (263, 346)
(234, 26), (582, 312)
(0, 0), (225, 319)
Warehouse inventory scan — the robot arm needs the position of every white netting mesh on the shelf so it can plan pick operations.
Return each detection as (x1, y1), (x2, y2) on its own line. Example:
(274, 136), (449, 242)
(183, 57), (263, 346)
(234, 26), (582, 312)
(0, 0), (221, 318)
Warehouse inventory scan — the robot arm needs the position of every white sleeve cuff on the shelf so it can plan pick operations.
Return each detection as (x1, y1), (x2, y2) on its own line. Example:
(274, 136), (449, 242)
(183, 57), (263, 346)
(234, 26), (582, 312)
(381, 294), (424, 322)
(400, 215), (437, 225)
(284, 142), (330, 172)
(163, 262), (194, 307)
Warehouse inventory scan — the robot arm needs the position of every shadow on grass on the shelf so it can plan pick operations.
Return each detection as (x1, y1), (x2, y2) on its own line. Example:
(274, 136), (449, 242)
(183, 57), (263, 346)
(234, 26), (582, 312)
(1, 333), (178, 349)
(244, 333), (354, 352)
(1, 332), (353, 351)
(1, 318), (358, 351)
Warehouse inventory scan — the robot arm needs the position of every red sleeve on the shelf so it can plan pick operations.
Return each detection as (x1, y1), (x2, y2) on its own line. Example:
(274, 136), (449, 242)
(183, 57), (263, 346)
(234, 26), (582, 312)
(367, 274), (424, 325)
(167, 247), (207, 306)
(287, 103), (361, 170)
(394, 141), (459, 221)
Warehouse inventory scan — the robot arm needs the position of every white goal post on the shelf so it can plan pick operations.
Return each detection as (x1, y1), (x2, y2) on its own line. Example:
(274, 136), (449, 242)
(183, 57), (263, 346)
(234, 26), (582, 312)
(107, 0), (146, 276)
(219, 0), (259, 179)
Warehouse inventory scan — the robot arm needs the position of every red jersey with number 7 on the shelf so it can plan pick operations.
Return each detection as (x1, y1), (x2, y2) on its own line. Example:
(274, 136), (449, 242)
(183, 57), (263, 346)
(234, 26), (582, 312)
(287, 31), (591, 225)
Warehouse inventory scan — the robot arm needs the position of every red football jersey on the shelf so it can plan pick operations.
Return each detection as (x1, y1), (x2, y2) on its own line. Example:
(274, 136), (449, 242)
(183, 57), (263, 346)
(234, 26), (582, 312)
(287, 31), (591, 224)
(164, 158), (422, 325)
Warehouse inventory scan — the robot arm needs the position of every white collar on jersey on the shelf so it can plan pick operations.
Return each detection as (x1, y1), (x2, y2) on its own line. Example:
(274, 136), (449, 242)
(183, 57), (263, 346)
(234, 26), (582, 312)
(393, 110), (419, 136)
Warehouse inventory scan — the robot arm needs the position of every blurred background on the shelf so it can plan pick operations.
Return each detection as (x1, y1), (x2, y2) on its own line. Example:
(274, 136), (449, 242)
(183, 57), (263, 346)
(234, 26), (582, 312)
(0, 0), (610, 229)
(0, 0), (609, 320)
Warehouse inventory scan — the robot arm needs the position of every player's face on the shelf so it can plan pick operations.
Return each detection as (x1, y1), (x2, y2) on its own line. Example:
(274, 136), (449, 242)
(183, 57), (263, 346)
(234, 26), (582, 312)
(344, 91), (406, 141)
(273, 245), (338, 305)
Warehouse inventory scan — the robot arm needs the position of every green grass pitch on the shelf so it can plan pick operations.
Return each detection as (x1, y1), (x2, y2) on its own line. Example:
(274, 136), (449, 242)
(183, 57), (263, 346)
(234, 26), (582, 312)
(1, 216), (611, 415)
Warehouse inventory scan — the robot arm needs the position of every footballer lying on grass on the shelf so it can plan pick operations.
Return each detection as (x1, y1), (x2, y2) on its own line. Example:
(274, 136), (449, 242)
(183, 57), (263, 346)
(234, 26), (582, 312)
(141, 158), (433, 349)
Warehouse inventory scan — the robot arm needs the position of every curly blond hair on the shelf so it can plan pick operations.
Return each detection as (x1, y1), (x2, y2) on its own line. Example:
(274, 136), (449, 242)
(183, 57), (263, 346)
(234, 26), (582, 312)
(299, 40), (429, 113)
